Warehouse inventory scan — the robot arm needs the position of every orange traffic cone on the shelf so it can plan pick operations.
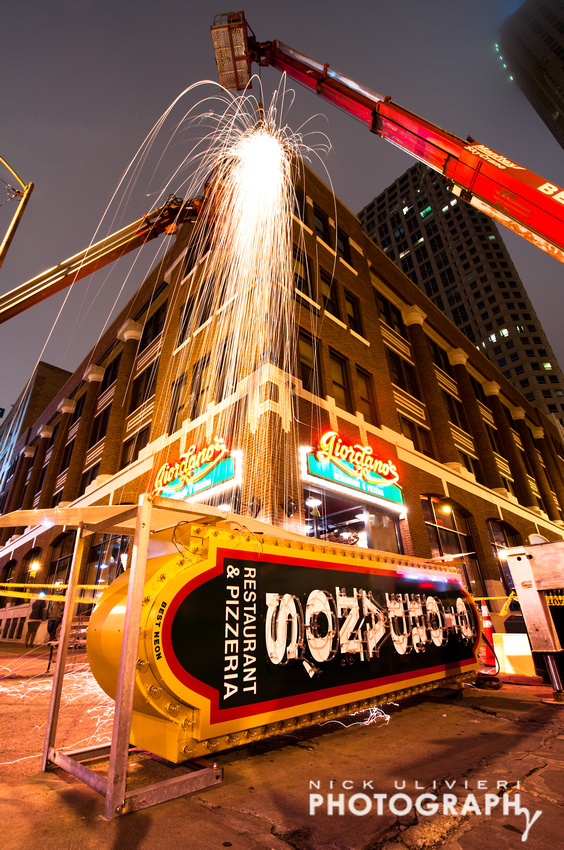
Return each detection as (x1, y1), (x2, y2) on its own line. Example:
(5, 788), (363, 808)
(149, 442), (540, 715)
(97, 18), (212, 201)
(481, 604), (496, 666)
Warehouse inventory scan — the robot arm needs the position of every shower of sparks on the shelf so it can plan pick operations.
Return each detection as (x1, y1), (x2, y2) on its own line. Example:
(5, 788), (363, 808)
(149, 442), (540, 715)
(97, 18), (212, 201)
(139, 79), (331, 525)
(0, 663), (114, 766)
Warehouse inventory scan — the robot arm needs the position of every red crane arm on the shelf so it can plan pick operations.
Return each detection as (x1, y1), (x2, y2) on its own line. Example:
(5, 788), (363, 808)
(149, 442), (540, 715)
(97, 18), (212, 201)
(237, 28), (564, 263)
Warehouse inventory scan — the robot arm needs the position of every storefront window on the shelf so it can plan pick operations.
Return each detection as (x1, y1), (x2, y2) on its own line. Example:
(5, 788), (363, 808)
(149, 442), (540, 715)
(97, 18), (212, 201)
(81, 534), (130, 614)
(0, 559), (17, 609)
(487, 520), (522, 599)
(47, 533), (77, 586)
(420, 496), (485, 596)
(304, 490), (402, 554)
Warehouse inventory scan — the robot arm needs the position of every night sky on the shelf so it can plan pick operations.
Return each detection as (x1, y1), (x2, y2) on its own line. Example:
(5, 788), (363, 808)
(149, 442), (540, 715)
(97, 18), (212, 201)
(1, 0), (563, 419)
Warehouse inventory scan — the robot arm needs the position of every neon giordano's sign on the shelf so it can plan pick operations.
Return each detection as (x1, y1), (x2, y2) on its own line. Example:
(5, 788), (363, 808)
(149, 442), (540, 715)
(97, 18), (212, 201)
(316, 431), (400, 486)
(152, 436), (230, 498)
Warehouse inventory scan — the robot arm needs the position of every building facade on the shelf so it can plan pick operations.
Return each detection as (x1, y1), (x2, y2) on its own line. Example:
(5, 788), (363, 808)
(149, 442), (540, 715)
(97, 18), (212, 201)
(498, 0), (564, 149)
(1, 163), (564, 643)
(357, 162), (564, 426)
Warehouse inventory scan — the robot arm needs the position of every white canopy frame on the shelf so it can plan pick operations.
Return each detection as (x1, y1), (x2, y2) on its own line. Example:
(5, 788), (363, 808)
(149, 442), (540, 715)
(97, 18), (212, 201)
(0, 494), (236, 818)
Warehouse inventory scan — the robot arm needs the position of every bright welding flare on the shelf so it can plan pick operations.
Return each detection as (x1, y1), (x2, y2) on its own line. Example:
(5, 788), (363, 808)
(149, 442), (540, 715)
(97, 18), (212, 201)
(154, 80), (330, 524)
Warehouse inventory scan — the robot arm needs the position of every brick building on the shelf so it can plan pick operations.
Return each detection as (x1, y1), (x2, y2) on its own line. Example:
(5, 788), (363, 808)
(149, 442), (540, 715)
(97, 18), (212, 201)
(1, 163), (564, 642)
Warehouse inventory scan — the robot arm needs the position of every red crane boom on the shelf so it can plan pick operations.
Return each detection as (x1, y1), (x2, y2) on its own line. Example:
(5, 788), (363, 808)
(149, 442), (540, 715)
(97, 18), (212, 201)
(211, 12), (564, 264)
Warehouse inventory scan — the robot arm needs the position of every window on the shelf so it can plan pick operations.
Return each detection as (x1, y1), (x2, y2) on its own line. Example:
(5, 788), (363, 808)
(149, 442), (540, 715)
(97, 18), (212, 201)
(99, 354), (122, 394)
(47, 532), (77, 586)
(314, 206), (330, 243)
(120, 425), (151, 469)
(374, 291), (406, 336)
(356, 368), (377, 425)
(61, 440), (74, 472)
(176, 296), (195, 347)
(80, 463), (100, 493)
(386, 349), (420, 398)
(451, 305), (469, 325)
(70, 393), (85, 425)
(0, 559), (17, 609)
(48, 423), (59, 450)
(329, 351), (352, 411)
(293, 250), (311, 296)
(345, 291), (362, 335)
(167, 373), (187, 434)
(139, 301), (167, 352)
(320, 270), (340, 318)
(421, 496), (484, 595)
(129, 360), (159, 413)
(487, 520), (522, 597)
(187, 355), (211, 421)
(35, 465), (47, 496)
(298, 333), (321, 395)
(442, 391), (469, 432)
(81, 534), (130, 613)
(336, 230), (351, 264)
(88, 405), (111, 448)
(458, 450), (483, 483)
(400, 416), (433, 457)
(429, 339), (453, 376)
(216, 336), (238, 402)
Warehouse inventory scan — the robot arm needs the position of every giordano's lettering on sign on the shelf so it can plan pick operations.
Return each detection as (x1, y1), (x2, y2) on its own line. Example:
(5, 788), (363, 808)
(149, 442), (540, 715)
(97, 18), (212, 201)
(301, 430), (403, 506)
(151, 436), (240, 501)
(87, 525), (480, 761)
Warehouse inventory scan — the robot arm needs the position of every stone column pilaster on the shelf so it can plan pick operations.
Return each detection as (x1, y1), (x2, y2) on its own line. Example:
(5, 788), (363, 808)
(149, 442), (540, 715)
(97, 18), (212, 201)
(0, 446), (35, 544)
(60, 365), (105, 503)
(37, 399), (76, 508)
(448, 349), (505, 492)
(513, 409), (561, 522)
(98, 320), (142, 479)
(483, 382), (537, 510)
(402, 306), (459, 466)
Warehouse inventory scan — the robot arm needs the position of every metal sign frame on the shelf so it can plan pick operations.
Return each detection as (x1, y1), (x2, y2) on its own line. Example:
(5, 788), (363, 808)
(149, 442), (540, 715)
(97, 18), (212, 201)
(2, 496), (227, 818)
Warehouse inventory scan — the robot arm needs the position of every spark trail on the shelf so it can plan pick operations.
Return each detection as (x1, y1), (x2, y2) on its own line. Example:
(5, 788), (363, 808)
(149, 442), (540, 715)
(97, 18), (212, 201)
(147, 83), (329, 525)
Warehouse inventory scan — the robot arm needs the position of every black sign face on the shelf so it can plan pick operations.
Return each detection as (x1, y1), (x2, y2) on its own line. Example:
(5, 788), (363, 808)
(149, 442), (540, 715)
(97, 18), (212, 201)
(159, 548), (479, 726)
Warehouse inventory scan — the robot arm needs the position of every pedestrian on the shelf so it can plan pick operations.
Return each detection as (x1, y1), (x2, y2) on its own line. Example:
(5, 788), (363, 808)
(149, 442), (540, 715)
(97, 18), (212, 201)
(25, 597), (45, 647)
(47, 597), (65, 642)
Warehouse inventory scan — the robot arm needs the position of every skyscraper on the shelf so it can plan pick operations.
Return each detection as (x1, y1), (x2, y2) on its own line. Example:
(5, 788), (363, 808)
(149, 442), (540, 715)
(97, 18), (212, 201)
(357, 162), (564, 426)
(498, 0), (564, 148)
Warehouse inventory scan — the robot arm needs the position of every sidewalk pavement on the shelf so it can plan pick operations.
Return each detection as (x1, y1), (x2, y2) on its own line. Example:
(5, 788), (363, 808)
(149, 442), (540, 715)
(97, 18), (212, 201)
(0, 642), (563, 850)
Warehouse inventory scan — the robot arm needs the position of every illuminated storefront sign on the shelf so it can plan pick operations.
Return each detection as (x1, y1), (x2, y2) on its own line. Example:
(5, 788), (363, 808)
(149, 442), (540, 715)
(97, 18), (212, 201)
(151, 437), (240, 501)
(301, 431), (403, 507)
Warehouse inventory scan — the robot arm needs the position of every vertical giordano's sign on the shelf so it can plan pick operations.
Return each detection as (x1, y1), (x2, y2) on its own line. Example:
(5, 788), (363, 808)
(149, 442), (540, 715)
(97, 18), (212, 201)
(151, 436), (240, 501)
(301, 430), (403, 507)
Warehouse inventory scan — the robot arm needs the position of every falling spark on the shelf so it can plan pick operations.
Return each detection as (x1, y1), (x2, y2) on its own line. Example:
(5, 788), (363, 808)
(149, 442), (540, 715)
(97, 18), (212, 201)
(141, 79), (330, 526)
(0, 660), (114, 767)
(320, 705), (393, 729)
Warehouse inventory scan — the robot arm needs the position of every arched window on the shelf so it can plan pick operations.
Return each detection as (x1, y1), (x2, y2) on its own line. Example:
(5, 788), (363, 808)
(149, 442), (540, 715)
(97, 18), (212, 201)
(0, 559), (17, 609)
(22, 548), (42, 581)
(420, 495), (485, 596)
(47, 533), (76, 586)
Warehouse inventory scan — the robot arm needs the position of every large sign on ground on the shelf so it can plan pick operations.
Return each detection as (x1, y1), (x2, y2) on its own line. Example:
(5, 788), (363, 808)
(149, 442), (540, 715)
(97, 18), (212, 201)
(88, 523), (480, 762)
